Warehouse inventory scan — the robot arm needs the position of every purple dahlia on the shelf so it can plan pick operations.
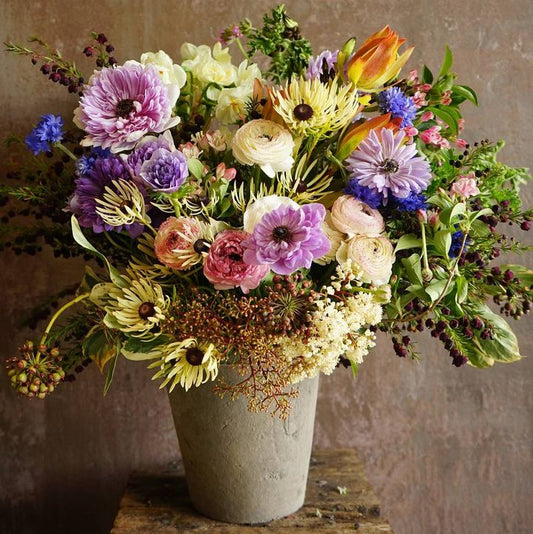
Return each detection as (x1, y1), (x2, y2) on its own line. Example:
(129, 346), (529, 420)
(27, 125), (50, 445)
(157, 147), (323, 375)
(243, 203), (330, 275)
(74, 62), (180, 153)
(69, 155), (145, 237)
(346, 129), (431, 203)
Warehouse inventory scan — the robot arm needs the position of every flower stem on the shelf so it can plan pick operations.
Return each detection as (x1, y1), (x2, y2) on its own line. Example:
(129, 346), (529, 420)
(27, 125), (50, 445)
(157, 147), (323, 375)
(56, 142), (78, 161)
(38, 293), (90, 353)
(234, 38), (249, 61)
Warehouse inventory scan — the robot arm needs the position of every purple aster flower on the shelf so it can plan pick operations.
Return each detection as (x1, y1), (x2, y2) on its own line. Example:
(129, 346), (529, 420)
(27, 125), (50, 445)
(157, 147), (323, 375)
(345, 179), (383, 209)
(242, 203), (330, 275)
(139, 148), (189, 193)
(307, 50), (339, 82)
(25, 114), (64, 155)
(378, 87), (417, 127)
(346, 129), (431, 203)
(74, 62), (180, 153)
(70, 155), (144, 237)
(393, 192), (427, 212)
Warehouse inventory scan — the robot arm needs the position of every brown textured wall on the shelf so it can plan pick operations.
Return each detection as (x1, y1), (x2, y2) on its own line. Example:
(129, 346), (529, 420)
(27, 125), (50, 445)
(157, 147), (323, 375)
(1, 1), (532, 533)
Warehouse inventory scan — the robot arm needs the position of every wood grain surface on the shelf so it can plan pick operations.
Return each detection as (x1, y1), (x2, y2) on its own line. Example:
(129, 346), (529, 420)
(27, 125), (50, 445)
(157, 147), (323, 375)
(110, 449), (393, 533)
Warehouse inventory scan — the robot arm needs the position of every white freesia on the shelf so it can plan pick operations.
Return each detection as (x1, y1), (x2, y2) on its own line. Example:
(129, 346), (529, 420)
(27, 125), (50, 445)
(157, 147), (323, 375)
(140, 50), (187, 89)
(336, 235), (395, 285)
(236, 60), (262, 86)
(181, 42), (237, 88)
(231, 119), (295, 178)
(216, 85), (254, 124)
(243, 194), (299, 233)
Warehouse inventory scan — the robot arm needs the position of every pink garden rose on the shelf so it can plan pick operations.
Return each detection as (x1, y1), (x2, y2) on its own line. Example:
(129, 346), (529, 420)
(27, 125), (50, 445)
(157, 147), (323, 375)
(154, 216), (202, 270)
(450, 173), (480, 198)
(331, 195), (384, 237)
(203, 230), (269, 293)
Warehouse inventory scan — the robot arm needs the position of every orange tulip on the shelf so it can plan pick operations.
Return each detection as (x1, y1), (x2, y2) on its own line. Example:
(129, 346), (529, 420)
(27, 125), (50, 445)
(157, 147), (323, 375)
(337, 113), (400, 161)
(252, 79), (286, 125)
(344, 26), (414, 92)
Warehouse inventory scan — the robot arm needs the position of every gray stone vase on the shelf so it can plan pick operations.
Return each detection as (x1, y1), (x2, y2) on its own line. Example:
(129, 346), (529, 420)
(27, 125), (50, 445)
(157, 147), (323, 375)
(168, 366), (319, 524)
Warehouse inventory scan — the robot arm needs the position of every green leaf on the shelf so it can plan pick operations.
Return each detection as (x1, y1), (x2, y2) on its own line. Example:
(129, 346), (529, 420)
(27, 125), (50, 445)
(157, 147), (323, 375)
(71, 216), (128, 287)
(455, 275), (468, 304)
(424, 278), (449, 302)
(401, 253), (423, 285)
(82, 326), (116, 373)
(432, 230), (452, 257)
(440, 202), (466, 225)
(394, 234), (422, 253)
(472, 304), (522, 363)
(104, 340), (120, 396)
(438, 45), (454, 77)
(452, 84), (478, 106)
(500, 265), (533, 287)
(187, 158), (204, 180)
(421, 65), (434, 84)
(121, 336), (170, 361)
(426, 106), (458, 134)
(407, 284), (430, 302)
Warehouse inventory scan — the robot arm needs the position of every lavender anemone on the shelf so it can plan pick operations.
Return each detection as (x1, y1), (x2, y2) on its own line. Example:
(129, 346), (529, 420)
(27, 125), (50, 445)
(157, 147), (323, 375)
(346, 129), (431, 203)
(139, 148), (189, 193)
(243, 203), (330, 275)
(70, 155), (145, 237)
(126, 135), (174, 177)
(74, 62), (180, 153)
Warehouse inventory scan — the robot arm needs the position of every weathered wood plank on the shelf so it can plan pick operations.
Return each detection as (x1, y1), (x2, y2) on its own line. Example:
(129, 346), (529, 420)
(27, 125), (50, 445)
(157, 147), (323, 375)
(111, 449), (393, 533)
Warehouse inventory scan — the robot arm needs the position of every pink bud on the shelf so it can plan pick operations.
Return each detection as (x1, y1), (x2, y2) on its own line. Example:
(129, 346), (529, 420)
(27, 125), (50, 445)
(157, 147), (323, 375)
(456, 138), (468, 149)
(416, 209), (428, 223)
(403, 125), (418, 138)
(420, 111), (434, 122)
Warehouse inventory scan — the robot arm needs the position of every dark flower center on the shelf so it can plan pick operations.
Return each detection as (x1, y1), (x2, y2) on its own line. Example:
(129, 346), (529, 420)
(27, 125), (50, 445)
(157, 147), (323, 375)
(228, 252), (242, 261)
(272, 225), (292, 243)
(185, 347), (205, 366)
(293, 103), (314, 121)
(379, 158), (399, 174)
(116, 98), (136, 118)
(193, 238), (210, 254)
(138, 302), (156, 319)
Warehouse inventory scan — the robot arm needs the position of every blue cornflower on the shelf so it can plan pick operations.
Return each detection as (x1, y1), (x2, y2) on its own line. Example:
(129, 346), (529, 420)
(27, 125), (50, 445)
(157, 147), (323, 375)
(378, 87), (417, 127)
(394, 192), (428, 212)
(76, 147), (110, 177)
(449, 230), (471, 258)
(25, 114), (64, 155)
(345, 178), (383, 209)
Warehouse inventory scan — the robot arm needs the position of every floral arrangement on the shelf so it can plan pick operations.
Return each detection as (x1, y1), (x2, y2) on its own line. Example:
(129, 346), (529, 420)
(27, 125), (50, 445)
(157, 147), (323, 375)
(3, 5), (531, 417)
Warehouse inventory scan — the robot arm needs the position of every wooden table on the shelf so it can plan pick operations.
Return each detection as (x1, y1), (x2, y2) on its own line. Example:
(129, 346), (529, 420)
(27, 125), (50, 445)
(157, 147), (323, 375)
(111, 449), (393, 533)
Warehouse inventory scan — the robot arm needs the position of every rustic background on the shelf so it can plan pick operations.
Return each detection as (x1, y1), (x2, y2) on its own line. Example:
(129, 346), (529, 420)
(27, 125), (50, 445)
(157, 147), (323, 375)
(1, 1), (532, 533)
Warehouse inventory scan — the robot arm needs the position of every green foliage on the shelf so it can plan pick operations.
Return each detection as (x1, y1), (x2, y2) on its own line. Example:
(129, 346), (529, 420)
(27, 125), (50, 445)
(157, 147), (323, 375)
(241, 5), (313, 83)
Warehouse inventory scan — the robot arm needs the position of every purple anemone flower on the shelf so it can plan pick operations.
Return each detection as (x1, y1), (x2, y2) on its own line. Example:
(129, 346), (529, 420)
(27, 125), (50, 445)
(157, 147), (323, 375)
(74, 62), (180, 153)
(70, 155), (145, 237)
(139, 148), (189, 193)
(126, 135), (174, 177)
(346, 129), (431, 203)
(307, 50), (339, 82)
(242, 203), (330, 275)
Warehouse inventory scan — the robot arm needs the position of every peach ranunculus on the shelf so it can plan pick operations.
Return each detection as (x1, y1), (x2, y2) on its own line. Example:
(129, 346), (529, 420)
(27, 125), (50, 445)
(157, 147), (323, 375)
(336, 234), (395, 285)
(203, 230), (269, 293)
(154, 216), (204, 270)
(331, 195), (384, 237)
(450, 173), (480, 198)
(343, 26), (414, 92)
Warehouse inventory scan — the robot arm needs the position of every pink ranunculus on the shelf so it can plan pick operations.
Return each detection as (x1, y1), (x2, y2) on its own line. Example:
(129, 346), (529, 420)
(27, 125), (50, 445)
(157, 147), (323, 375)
(450, 173), (480, 198)
(420, 111), (434, 122)
(154, 216), (202, 270)
(203, 230), (269, 293)
(331, 195), (384, 237)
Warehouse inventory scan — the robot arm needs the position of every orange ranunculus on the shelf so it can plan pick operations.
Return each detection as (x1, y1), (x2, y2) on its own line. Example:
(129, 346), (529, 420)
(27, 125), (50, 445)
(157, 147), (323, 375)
(337, 113), (401, 161)
(344, 26), (414, 92)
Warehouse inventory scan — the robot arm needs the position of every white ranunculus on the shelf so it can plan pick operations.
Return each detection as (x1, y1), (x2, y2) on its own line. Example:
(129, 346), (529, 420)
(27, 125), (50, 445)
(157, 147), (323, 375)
(331, 195), (384, 237)
(243, 195), (299, 233)
(231, 119), (295, 178)
(336, 235), (395, 285)
(140, 50), (187, 89)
